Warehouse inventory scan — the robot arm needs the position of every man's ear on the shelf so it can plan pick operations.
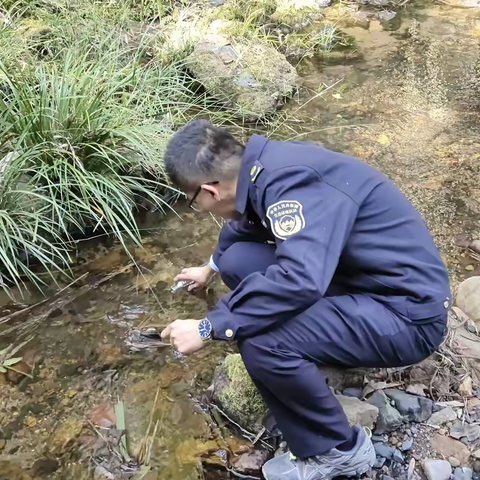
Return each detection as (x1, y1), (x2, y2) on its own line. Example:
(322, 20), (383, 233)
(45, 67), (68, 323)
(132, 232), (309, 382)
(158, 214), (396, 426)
(201, 183), (221, 201)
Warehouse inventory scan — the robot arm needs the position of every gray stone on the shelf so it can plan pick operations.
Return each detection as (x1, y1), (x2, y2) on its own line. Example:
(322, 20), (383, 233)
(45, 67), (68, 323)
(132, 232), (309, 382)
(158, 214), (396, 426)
(188, 40), (298, 120)
(455, 467), (474, 480)
(335, 394), (379, 429)
(428, 407), (458, 426)
(474, 460), (480, 472)
(423, 459), (452, 480)
(401, 438), (414, 451)
(373, 456), (386, 468)
(392, 449), (405, 463)
(457, 277), (480, 322)
(374, 443), (395, 459)
(450, 457), (461, 467)
(343, 387), (363, 399)
(372, 434), (386, 443)
(384, 389), (433, 423)
(376, 10), (396, 21)
(367, 390), (403, 434)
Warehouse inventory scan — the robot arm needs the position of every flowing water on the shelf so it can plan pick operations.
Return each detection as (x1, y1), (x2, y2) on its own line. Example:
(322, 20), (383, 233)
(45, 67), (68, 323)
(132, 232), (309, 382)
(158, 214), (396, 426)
(1, 3), (480, 479)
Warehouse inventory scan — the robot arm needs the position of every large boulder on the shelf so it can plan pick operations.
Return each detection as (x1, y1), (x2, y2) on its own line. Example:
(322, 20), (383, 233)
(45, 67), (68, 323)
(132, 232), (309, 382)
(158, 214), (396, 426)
(188, 38), (298, 119)
(209, 353), (267, 432)
(457, 276), (480, 323)
(209, 354), (377, 432)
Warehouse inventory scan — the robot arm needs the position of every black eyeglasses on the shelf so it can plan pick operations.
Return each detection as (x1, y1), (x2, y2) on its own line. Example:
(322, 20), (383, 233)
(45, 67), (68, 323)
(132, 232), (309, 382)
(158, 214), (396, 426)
(188, 181), (219, 208)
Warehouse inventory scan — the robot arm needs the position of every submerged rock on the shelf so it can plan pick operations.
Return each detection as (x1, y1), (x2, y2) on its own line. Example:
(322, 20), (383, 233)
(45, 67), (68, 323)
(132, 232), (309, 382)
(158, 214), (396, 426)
(188, 39), (298, 119)
(457, 277), (480, 323)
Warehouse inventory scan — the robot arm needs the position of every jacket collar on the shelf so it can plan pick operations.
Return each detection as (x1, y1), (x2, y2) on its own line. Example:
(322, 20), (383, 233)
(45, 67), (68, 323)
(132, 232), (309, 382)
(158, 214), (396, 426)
(234, 134), (269, 214)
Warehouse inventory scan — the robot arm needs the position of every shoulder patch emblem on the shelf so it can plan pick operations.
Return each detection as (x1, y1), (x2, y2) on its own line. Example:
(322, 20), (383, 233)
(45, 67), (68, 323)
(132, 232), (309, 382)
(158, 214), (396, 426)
(266, 200), (305, 240)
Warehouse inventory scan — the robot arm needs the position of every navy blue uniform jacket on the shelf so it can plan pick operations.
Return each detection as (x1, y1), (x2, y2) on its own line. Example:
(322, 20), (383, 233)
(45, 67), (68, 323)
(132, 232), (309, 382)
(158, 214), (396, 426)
(207, 135), (451, 341)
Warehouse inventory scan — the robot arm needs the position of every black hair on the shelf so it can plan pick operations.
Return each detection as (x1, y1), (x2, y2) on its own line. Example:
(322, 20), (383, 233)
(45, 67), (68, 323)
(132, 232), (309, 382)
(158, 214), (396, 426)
(164, 120), (245, 190)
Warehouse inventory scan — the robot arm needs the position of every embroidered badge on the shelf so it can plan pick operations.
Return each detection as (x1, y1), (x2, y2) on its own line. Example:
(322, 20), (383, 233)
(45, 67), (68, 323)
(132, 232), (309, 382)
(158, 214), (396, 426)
(266, 200), (306, 240)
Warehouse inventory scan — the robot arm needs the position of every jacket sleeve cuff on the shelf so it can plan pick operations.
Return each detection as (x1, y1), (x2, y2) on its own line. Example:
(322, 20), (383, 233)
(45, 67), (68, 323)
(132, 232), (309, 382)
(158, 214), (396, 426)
(209, 255), (219, 273)
(208, 307), (237, 341)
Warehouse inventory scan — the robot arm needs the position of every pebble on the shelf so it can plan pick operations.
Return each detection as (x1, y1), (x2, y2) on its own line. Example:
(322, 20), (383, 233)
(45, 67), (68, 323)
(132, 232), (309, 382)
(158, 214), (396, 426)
(450, 457), (461, 467)
(401, 438), (414, 451)
(392, 449), (404, 463)
(343, 387), (363, 399)
(374, 456), (387, 468)
(411, 426), (419, 435)
(423, 459), (452, 480)
(473, 449), (480, 460)
(474, 461), (480, 473)
(375, 443), (395, 459)
(454, 467), (474, 480)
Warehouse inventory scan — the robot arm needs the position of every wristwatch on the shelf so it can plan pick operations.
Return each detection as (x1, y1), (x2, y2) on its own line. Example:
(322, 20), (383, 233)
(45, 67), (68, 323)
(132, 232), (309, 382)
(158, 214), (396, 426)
(198, 317), (212, 341)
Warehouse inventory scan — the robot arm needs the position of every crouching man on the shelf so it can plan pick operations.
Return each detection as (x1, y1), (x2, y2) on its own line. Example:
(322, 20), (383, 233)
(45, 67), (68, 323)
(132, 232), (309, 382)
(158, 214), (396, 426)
(161, 120), (450, 480)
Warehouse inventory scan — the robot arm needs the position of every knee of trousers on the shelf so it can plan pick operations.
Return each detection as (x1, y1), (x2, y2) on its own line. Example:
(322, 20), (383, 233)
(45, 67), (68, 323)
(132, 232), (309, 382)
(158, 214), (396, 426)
(239, 337), (272, 380)
(217, 243), (249, 290)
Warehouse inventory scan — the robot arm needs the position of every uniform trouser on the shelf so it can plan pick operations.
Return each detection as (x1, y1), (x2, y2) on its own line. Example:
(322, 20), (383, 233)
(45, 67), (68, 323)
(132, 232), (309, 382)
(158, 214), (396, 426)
(217, 242), (448, 458)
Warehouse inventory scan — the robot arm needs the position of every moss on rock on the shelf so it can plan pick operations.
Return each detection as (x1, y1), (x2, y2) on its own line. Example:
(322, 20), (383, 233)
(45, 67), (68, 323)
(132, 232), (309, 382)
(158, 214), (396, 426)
(188, 38), (297, 118)
(215, 354), (267, 431)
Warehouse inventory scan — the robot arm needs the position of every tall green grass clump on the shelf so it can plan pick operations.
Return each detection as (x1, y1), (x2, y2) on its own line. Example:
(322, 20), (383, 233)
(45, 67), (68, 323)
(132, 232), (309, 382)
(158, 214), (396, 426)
(0, 38), (202, 296)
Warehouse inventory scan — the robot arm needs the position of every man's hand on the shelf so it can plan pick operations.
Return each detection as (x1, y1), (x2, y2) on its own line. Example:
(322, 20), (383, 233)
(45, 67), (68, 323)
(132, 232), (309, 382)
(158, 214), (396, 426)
(161, 319), (206, 355)
(174, 264), (215, 292)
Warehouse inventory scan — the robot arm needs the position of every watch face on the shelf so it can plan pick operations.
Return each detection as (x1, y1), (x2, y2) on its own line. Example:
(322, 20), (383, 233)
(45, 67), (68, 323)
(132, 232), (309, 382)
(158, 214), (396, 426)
(198, 319), (212, 340)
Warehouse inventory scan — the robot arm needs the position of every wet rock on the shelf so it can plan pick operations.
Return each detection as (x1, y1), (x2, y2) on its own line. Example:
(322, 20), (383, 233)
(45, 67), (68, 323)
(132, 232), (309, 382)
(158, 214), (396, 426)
(423, 459), (451, 480)
(455, 467), (474, 480)
(47, 418), (84, 454)
(0, 461), (33, 479)
(384, 389), (433, 423)
(210, 354), (266, 431)
(32, 458), (59, 476)
(188, 39), (297, 119)
(450, 457), (461, 467)
(232, 449), (269, 473)
(431, 434), (470, 464)
(457, 277), (480, 322)
(428, 407), (458, 426)
(374, 443), (395, 459)
(367, 390), (403, 433)
(6, 360), (32, 384)
(335, 394), (379, 429)
(343, 387), (363, 399)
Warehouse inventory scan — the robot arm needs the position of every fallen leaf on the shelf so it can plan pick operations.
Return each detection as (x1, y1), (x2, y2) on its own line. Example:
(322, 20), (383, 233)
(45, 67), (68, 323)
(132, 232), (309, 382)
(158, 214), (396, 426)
(458, 376), (473, 397)
(406, 384), (427, 397)
(88, 403), (116, 427)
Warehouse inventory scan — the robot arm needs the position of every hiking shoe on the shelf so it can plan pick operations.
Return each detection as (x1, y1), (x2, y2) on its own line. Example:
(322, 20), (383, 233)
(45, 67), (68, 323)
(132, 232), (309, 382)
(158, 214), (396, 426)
(262, 426), (375, 480)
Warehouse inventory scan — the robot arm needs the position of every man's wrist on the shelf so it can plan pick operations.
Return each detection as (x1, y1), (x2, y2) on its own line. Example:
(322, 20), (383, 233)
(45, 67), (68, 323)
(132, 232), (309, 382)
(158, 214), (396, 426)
(197, 317), (213, 341)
